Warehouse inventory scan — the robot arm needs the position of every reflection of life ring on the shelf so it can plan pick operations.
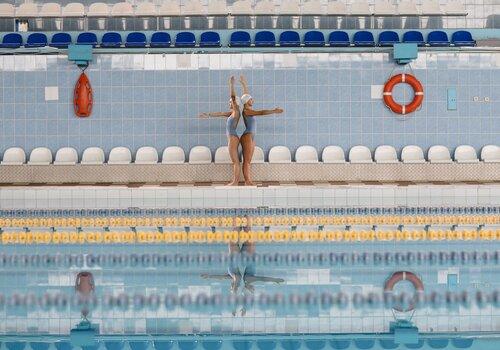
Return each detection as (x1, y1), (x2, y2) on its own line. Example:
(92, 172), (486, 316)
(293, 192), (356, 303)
(74, 72), (93, 117)
(383, 74), (423, 115)
(384, 271), (424, 312)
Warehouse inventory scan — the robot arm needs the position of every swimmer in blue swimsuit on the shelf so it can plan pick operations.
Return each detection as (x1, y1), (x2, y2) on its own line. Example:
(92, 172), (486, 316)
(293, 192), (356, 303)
(239, 75), (284, 185)
(200, 76), (242, 185)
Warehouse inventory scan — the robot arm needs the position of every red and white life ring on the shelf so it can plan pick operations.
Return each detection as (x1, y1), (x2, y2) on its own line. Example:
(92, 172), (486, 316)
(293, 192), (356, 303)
(384, 271), (424, 312)
(383, 74), (424, 115)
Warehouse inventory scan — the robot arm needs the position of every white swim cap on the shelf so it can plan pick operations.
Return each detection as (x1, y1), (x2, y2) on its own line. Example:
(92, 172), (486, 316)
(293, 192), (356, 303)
(241, 94), (253, 105)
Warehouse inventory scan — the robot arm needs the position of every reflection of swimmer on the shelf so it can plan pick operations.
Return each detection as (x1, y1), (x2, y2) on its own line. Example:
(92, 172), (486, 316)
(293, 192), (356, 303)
(201, 224), (284, 315)
(75, 271), (95, 318)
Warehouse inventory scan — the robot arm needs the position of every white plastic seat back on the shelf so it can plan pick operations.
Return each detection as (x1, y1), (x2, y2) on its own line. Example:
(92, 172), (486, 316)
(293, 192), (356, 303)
(254, 0), (275, 15)
(62, 3), (85, 17)
(349, 146), (372, 163)
(1, 147), (26, 165)
(268, 146), (292, 163)
(54, 147), (78, 165)
(208, 0), (227, 15)
(40, 3), (61, 17)
(214, 146), (233, 164)
(111, 2), (134, 16)
(252, 146), (265, 164)
(159, 1), (181, 16)
(374, 1), (396, 15)
(397, 0), (420, 15)
(28, 147), (53, 165)
(162, 146), (185, 164)
(421, 0), (442, 15)
(189, 146), (212, 164)
(454, 145), (478, 163)
(108, 147), (132, 164)
(81, 147), (105, 165)
(442, 1), (466, 15)
(182, 0), (205, 16)
(88, 2), (110, 17)
(481, 145), (500, 163)
(350, 1), (372, 15)
(327, 1), (347, 15)
(301, 0), (323, 15)
(322, 146), (345, 163)
(401, 145), (425, 163)
(230, 0), (254, 15)
(374, 145), (398, 163)
(428, 145), (452, 163)
(0, 4), (15, 17)
(280, 0), (301, 15)
(16, 3), (38, 17)
(295, 145), (319, 163)
(135, 2), (157, 16)
(135, 147), (158, 164)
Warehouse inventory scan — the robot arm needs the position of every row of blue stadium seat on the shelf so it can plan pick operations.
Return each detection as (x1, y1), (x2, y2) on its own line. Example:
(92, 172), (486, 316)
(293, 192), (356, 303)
(0, 30), (476, 49)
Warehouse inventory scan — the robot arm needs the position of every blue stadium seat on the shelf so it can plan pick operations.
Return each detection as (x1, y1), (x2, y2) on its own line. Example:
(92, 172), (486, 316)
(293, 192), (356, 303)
(255, 31), (276, 47)
(50, 32), (72, 48)
(101, 32), (122, 48)
(125, 32), (147, 48)
(0, 33), (23, 48)
(230, 31), (251, 47)
(200, 31), (221, 47)
(77, 32), (98, 47)
(304, 31), (325, 47)
(328, 31), (350, 47)
(402, 31), (425, 46)
(427, 30), (450, 46)
(353, 31), (375, 47)
(25, 33), (48, 48)
(279, 31), (301, 47)
(378, 31), (399, 46)
(150, 32), (171, 48)
(175, 32), (196, 47)
(451, 30), (475, 46)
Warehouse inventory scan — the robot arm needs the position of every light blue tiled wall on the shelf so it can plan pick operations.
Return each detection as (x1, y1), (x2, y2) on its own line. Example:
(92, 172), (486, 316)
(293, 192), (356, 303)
(0, 52), (499, 158)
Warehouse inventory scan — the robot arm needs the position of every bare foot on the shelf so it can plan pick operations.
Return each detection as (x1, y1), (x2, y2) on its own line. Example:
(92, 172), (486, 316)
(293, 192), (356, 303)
(245, 181), (255, 186)
(227, 180), (239, 186)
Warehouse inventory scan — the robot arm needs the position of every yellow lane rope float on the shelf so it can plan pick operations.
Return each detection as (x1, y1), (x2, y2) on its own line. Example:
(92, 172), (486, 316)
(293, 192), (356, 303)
(1, 228), (498, 245)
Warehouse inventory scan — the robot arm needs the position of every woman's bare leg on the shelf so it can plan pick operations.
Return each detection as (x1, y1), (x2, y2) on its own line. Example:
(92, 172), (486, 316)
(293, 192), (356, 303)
(240, 133), (255, 186)
(227, 135), (241, 186)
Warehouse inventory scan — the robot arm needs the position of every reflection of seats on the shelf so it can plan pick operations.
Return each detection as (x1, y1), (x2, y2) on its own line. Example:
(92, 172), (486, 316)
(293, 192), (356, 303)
(374, 145), (398, 163)
(454, 145), (478, 163)
(81, 147), (105, 165)
(427, 145), (452, 163)
(28, 147), (53, 165)
(401, 145), (425, 163)
(189, 146), (212, 164)
(252, 146), (265, 163)
(54, 147), (78, 165)
(108, 147), (132, 164)
(214, 146), (233, 164)
(135, 147), (159, 164)
(295, 145), (319, 163)
(162, 147), (186, 164)
(322, 146), (345, 163)
(1, 147), (26, 165)
(268, 146), (292, 163)
(481, 145), (500, 163)
(349, 146), (372, 163)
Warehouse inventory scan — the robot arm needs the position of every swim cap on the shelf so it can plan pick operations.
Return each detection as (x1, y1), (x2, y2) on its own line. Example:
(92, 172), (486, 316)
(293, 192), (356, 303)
(241, 94), (252, 105)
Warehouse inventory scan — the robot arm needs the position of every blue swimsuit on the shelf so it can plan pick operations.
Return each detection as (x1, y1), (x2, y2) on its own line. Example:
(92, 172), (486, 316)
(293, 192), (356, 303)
(226, 114), (239, 137)
(242, 112), (256, 137)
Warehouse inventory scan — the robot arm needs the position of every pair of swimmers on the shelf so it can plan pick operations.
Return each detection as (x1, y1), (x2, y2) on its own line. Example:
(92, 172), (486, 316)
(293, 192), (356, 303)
(200, 75), (283, 186)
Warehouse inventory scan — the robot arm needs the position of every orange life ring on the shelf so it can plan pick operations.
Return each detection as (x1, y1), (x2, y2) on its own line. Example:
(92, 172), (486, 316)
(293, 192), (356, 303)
(383, 74), (423, 115)
(384, 271), (424, 312)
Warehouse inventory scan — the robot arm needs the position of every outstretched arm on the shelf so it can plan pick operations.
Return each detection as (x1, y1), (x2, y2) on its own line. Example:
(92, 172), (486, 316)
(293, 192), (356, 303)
(199, 111), (231, 118)
(240, 75), (250, 95)
(245, 275), (285, 284)
(201, 273), (232, 280)
(243, 107), (284, 117)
